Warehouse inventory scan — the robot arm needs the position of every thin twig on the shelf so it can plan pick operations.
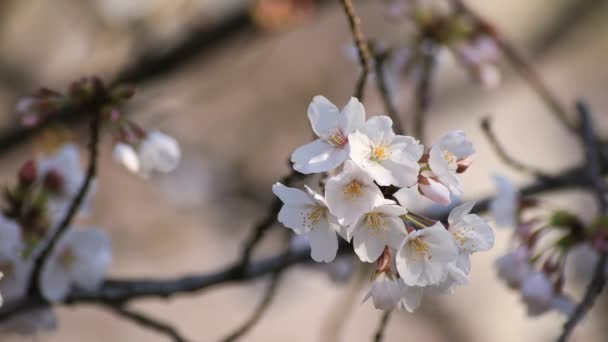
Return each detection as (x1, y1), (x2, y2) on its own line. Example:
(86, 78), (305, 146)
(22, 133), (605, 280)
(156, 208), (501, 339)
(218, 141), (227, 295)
(340, 0), (372, 100)
(413, 46), (436, 141)
(373, 310), (392, 342)
(220, 271), (283, 342)
(450, 0), (576, 134)
(238, 171), (302, 269)
(373, 48), (405, 135)
(481, 116), (550, 178)
(28, 111), (102, 295)
(558, 101), (608, 342)
(107, 305), (190, 342)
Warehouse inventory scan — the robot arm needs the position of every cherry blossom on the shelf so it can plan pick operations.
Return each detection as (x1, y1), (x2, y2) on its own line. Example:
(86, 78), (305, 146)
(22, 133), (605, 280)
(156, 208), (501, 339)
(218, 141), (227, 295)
(273, 183), (342, 262)
(324, 160), (383, 226)
(291, 96), (365, 174)
(348, 198), (408, 262)
(427, 130), (474, 197)
(349, 116), (423, 187)
(396, 222), (458, 287)
(39, 228), (111, 302)
(495, 247), (532, 288)
(490, 175), (519, 227)
(114, 130), (181, 177)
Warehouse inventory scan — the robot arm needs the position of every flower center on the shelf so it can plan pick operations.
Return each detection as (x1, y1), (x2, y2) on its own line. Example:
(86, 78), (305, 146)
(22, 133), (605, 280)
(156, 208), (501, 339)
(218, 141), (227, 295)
(411, 238), (428, 255)
(442, 150), (457, 165)
(370, 145), (389, 162)
(343, 179), (363, 199)
(366, 212), (385, 230)
(303, 205), (325, 229)
(326, 129), (348, 147)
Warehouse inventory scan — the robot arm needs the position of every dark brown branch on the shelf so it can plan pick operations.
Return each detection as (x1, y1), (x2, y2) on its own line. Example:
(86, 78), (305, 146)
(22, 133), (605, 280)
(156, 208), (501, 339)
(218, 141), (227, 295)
(107, 305), (190, 342)
(220, 271), (283, 342)
(373, 310), (392, 342)
(0, 160), (601, 321)
(340, 0), (372, 100)
(373, 48), (404, 135)
(481, 116), (550, 178)
(28, 111), (102, 296)
(558, 101), (608, 342)
(413, 48), (436, 141)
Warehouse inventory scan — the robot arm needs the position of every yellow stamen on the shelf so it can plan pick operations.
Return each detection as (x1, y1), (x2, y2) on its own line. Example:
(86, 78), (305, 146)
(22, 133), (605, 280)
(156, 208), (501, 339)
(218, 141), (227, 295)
(366, 212), (385, 230)
(443, 150), (457, 164)
(411, 238), (428, 254)
(343, 179), (362, 199)
(370, 145), (389, 162)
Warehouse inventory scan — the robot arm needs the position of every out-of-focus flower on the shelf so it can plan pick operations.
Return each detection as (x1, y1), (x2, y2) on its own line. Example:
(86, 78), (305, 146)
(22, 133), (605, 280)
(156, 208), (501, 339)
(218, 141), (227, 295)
(396, 222), (458, 286)
(496, 247), (531, 288)
(273, 183), (342, 263)
(349, 116), (423, 187)
(520, 271), (554, 316)
(454, 35), (501, 89)
(39, 228), (111, 302)
(113, 130), (181, 177)
(0, 308), (57, 335)
(348, 198), (408, 263)
(325, 160), (383, 226)
(291, 96), (365, 174)
(490, 175), (519, 228)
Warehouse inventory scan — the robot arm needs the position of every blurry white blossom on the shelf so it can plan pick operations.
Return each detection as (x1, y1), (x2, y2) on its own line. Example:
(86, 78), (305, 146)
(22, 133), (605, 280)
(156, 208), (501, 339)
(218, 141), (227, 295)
(40, 228), (111, 302)
(490, 175), (519, 227)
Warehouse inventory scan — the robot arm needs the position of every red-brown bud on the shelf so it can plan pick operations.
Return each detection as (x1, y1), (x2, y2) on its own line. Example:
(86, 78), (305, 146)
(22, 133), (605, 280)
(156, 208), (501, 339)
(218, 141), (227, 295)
(18, 160), (38, 187)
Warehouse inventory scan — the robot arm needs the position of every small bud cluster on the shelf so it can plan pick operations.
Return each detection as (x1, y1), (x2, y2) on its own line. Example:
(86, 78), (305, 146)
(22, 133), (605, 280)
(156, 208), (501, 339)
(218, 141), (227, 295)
(377, 0), (501, 90)
(0, 146), (110, 334)
(490, 175), (601, 317)
(0, 78), (182, 334)
(273, 96), (494, 312)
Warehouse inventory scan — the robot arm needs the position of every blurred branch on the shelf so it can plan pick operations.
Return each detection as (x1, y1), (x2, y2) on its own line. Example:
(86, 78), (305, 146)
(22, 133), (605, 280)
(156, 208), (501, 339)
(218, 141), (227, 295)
(28, 110), (102, 295)
(220, 271), (283, 342)
(0, 160), (604, 322)
(558, 101), (608, 342)
(451, 0), (577, 134)
(0, 9), (253, 155)
(340, 0), (372, 100)
(373, 310), (392, 342)
(107, 305), (189, 342)
(372, 47), (404, 135)
(413, 48), (436, 141)
(481, 116), (550, 178)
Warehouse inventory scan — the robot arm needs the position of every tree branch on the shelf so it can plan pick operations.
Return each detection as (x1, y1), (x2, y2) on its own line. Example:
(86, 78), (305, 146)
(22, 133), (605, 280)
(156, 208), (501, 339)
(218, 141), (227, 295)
(481, 116), (550, 178)
(28, 110), (102, 296)
(219, 271), (283, 342)
(558, 101), (608, 342)
(372, 48), (405, 135)
(412, 48), (436, 142)
(106, 305), (190, 342)
(340, 0), (372, 101)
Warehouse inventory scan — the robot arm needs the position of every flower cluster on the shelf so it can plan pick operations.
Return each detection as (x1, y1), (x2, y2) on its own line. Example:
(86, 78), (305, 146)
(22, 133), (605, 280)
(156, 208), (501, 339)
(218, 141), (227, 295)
(489, 175), (600, 317)
(0, 145), (111, 335)
(273, 96), (494, 311)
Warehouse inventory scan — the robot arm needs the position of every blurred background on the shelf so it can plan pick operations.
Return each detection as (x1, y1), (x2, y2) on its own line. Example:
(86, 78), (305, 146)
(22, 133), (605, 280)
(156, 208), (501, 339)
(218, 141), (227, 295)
(0, 0), (607, 341)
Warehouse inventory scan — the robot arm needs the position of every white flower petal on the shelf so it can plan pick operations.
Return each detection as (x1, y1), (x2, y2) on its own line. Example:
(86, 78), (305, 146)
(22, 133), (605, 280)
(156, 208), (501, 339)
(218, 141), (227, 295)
(69, 229), (112, 290)
(307, 96), (340, 139)
(419, 178), (451, 205)
(339, 97), (365, 134)
(307, 221), (338, 263)
(353, 225), (386, 263)
(40, 256), (71, 303)
(113, 143), (140, 173)
(362, 116), (395, 142)
(138, 131), (181, 174)
(448, 201), (475, 225)
(398, 283), (424, 313)
(291, 139), (348, 174)
(490, 175), (519, 227)
(273, 183), (314, 206)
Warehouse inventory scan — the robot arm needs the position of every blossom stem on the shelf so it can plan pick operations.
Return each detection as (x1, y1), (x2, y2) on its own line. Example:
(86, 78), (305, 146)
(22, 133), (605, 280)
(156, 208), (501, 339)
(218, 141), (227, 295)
(403, 212), (432, 229)
(373, 310), (392, 342)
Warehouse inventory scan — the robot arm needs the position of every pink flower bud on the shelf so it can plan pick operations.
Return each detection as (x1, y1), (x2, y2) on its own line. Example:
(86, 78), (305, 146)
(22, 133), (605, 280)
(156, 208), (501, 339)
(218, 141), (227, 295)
(18, 160), (38, 186)
(418, 176), (451, 205)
